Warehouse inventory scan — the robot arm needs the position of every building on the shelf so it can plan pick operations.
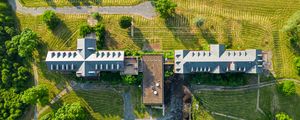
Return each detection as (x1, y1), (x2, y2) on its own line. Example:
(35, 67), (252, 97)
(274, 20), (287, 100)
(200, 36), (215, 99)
(142, 55), (164, 106)
(174, 44), (263, 74)
(45, 37), (125, 77)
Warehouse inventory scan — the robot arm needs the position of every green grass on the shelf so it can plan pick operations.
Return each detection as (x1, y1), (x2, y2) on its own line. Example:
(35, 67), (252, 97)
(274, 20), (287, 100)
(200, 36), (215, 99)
(194, 88), (270, 119)
(16, 0), (300, 79)
(19, 0), (146, 7)
(54, 89), (124, 120)
(276, 83), (300, 119)
(193, 83), (300, 119)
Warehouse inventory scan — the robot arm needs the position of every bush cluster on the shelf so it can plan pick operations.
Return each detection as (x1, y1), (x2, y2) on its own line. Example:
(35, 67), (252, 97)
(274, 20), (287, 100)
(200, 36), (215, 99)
(119, 16), (132, 29)
(42, 10), (60, 30)
(79, 23), (106, 49)
(277, 81), (296, 96)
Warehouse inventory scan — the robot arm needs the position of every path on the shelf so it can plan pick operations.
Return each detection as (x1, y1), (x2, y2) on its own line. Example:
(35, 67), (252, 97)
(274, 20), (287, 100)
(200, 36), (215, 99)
(191, 81), (276, 92)
(8, 0), (156, 19)
(32, 62), (39, 120)
(37, 86), (71, 117)
(212, 112), (245, 120)
(122, 92), (135, 120)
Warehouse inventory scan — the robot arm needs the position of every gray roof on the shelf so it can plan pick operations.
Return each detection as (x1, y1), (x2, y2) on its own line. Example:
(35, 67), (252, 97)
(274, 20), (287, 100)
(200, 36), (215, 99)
(174, 44), (263, 74)
(46, 38), (124, 77)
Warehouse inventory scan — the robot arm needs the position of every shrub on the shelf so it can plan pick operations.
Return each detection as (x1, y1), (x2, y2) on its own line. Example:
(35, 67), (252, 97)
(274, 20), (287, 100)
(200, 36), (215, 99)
(193, 17), (205, 27)
(42, 10), (60, 30)
(91, 12), (101, 20)
(275, 112), (292, 120)
(122, 75), (142, 85)
(94, 23), (105, 49)
(277, 81), (296, 96)
(154, 0), (177, 18)
(79, 24), (93, 37)
(119, 16), (132, 29)
(294, 57), (300, 73)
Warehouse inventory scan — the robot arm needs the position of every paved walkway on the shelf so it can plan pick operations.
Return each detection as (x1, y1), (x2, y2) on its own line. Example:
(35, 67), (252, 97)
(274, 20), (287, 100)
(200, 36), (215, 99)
(122, 92), (135, 120)
(8, 0), (156, 19)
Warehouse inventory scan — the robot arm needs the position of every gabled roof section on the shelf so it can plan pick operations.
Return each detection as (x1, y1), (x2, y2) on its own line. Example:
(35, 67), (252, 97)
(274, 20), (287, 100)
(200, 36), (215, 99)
(77, 38), (96, 59)
(174, 44), (263, 74)
(46, 38), (125, 77)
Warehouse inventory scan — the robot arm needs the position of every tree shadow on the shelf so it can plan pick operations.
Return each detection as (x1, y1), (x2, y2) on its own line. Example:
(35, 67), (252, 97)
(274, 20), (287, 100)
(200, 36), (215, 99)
(164, 14), (201, 50)
(128, 27), (154, 51)
(105, 31), (120, 49)
(51, 20), (73, 47)
(290, 39), (300, 56)
(67, 0), (102, 6)
(224, 25), (233, 48)
(199, 27), (217, 44)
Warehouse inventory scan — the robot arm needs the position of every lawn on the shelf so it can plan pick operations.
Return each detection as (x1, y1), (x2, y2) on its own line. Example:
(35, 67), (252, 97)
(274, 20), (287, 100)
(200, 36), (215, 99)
(43, 89), (124, 120)
(18, 0), (146, 7)
(193, 83), (300, 119)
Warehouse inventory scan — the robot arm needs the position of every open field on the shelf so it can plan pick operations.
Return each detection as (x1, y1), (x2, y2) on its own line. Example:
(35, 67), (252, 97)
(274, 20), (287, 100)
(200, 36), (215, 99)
(19, 0), (146, 7)
(193, 83), (300, 119)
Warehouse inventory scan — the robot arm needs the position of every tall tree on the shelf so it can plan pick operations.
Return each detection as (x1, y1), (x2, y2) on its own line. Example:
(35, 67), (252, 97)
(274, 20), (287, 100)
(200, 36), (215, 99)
(6, 28), (38, 58)
(41, 102), (86, 120)
(119, 16), (132, 29)
(154, 0), (177, 18)
(42, 10), (60, 30)
(21, 85), (49, 105)
(94, 23), (105, 49)
(79, 24), (93, 37)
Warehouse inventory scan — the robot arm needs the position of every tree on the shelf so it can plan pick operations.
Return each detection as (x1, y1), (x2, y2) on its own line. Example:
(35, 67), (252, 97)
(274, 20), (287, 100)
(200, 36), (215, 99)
(6, 28), (39, 58)
(119, 16), (132, 29)
(79, 24), (93, 37)
(13, 66), (30, 88)
(276, 112), (292, 120)
(154, 0), (177, 18)
(283, 11), (300, 48)
(42, 10), (60, 29)
(94, 23), (105, 49)
(277, 81), (296, 96)
(21, 85), (49, 105)
(41, 102), (86, 120)
(1, 68), (10, 85)
(0, 90), (24, 120)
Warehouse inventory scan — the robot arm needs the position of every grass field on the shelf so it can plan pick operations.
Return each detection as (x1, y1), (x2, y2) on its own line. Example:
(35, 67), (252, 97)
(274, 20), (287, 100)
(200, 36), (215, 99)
(49, 89), (124, 120)
(193, 83), (300, 119)
(19, 0), (146, 7)
(17, 0), (300, 79)
(14, 0), (300, 119)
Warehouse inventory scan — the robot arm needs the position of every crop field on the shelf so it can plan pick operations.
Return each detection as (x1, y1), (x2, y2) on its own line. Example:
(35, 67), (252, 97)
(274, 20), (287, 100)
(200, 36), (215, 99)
(194, 84), (300, 119)
(19, 0), (145, 7)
